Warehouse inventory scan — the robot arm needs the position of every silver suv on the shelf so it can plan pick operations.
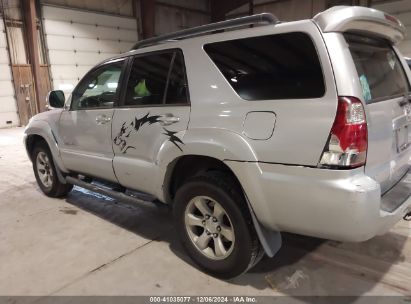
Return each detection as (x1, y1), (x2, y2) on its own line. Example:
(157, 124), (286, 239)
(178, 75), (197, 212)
(24, 6), (411, 278)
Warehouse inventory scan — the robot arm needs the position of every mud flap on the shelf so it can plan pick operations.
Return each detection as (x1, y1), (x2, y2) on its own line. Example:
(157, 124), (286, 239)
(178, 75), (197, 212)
(53, 157), (68, 184)
(244, 194), (282, 257)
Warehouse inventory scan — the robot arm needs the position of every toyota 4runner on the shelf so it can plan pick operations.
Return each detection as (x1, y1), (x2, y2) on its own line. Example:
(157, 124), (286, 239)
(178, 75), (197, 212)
(24, 6), (411, 278)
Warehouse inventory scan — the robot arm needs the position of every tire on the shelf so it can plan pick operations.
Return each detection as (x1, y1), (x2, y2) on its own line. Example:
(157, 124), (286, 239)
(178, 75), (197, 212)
(32, 141), (73, 197)
(174, 171), (261, 279)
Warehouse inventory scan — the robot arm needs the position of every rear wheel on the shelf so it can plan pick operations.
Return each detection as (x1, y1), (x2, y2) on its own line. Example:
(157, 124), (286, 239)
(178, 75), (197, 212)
(32, 142), (73, 197)
(174, 172), (261, 279)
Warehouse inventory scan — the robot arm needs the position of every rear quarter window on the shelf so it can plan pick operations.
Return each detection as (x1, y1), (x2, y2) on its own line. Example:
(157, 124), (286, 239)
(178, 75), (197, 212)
(203, 32), (325, 101)
(345, 33), (410, 104)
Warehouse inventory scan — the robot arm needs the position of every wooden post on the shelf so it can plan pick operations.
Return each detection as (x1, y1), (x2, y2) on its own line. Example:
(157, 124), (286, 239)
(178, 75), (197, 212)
(210, 0), (250, 22)
(140, 0), (156, 39)
(22, 0), (42, 113)
(248, 0), (254, 16)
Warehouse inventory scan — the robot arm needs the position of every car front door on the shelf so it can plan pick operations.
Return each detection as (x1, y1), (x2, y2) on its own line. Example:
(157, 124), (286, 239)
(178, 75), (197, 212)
(58, 58), (126, 181)
(112, 49), (190, 195)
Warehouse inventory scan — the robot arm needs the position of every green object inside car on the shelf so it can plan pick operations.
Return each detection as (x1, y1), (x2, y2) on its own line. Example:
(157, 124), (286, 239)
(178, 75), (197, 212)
(134, 79), (151, 97)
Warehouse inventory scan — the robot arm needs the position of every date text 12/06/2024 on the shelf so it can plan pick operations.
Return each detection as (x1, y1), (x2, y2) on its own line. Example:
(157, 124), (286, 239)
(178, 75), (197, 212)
(149, 297), (257, 303)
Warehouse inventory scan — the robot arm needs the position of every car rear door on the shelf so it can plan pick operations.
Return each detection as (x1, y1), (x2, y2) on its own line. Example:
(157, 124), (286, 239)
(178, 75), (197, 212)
(111, 49), (190, 195)
(344, 34), (411, 194)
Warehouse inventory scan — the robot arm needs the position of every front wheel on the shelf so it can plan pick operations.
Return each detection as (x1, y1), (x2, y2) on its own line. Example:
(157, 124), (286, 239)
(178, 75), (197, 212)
(174, 172), (261, 279)
(32, 142), (73, 197)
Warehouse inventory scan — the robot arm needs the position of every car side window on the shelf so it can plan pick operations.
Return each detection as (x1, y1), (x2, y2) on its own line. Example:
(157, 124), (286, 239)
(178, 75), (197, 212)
(124, 50), (189, 106)
(71, 60), (124, 110)
(165, 51), (189, 105)
(204, 32), (325, 100)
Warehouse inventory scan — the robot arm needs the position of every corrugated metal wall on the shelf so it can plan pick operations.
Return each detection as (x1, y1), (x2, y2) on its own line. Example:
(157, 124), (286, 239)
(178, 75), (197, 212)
(373, 0), (411, 57)
(42, 5), (138, 95)
(0, 18), (19, 128)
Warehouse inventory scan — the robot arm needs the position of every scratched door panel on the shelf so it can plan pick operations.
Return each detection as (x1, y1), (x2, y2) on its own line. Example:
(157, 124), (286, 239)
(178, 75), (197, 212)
(112, 49), (190, 195)
(112, 107), (190, 195)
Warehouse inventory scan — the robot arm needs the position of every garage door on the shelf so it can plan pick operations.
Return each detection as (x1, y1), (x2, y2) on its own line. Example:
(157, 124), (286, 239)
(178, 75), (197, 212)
(0, 18), (19, 128)
(373, 0), (411, 57)
(42, 5), (138, 95)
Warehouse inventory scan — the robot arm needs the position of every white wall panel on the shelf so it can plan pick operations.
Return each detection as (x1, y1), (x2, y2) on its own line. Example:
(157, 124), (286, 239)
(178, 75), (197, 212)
(44, 19), (137, 41)
(50, 65), (78, 80)
(0, 113), (19, 127)
(43, 6), (136, 29)
(0, 18), (19, 128)
(41, 0), (134, 17)
(0, 81), (15, 97)
(0, 48), (9, 63)
(42, 5), (137, 94)
(48, 49), (120, 65)
(48, 50), (76, 64)
(0, 35), (7, 48)
(0, 17), (18, 128)
(0, 64), (12, 81)
(75, 65), (95, 76)
(53, 79), (77, 92)
(0, 96), (18, 112)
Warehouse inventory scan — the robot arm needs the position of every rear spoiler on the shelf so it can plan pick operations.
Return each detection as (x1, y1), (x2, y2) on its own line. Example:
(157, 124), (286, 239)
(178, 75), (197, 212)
(314, 6), (406, 45)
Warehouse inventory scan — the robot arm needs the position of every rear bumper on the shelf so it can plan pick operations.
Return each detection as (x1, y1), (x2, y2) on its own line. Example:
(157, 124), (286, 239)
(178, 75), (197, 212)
(226, 161), (411, 242)
(381, 170), (411, 212)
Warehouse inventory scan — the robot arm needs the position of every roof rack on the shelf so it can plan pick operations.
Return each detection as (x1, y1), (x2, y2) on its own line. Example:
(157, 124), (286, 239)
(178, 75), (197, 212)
(131, 13), (279, 50)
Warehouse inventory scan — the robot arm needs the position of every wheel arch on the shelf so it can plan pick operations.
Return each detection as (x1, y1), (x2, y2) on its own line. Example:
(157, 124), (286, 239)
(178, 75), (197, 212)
(24, 120), (68, 173)
(163, 155), (242, 204)
(158, 128), (258, 203)
(26, 134), (47, 161)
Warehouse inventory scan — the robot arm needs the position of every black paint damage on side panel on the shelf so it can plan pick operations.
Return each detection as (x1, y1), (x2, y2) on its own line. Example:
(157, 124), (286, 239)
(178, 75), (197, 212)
(113, 113), (185, 153)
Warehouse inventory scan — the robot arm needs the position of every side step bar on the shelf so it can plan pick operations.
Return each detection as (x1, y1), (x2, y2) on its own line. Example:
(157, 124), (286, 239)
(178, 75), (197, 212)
(66, 176), (169, 211)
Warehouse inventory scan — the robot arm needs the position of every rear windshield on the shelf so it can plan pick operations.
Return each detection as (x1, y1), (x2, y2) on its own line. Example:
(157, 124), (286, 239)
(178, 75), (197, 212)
(345, 33), (410, 104)
(204, 32), (325, 101)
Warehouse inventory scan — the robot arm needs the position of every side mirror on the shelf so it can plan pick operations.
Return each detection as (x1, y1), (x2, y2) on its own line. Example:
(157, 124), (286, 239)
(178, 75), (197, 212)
(46, 90), (65, 109)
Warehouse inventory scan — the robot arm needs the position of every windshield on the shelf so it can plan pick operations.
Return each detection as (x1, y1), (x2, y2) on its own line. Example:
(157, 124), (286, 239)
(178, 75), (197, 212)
(345, 33), (410, 104)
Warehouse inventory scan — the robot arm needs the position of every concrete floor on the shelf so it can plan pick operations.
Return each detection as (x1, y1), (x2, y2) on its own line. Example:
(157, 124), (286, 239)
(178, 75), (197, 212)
(1, 127), (411, 297)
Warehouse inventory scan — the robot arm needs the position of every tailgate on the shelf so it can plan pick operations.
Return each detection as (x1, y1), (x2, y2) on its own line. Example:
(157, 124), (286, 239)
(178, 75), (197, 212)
(345, 33), (411, 193)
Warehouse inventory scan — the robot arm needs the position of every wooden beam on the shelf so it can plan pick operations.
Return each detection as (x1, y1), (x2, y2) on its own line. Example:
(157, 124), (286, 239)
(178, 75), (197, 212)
(156, 1), (209, 16)
(22, 0), (42, 113)
(249, 0), (254, 16)
(210, 0), (250, 22)
(140, 0), (156, 38)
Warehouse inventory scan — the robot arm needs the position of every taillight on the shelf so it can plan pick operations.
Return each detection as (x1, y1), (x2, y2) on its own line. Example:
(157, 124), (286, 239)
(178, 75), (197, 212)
(319, 96), (368, 168)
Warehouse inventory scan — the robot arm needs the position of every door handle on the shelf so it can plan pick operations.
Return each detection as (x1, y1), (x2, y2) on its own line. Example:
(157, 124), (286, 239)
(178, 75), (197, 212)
(96, 115), (111, 125)
(160, 114), (180, 126)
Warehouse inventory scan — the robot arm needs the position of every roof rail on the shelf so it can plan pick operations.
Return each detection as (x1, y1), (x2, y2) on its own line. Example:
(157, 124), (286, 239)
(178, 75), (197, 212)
(131, 13), (279, 50)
